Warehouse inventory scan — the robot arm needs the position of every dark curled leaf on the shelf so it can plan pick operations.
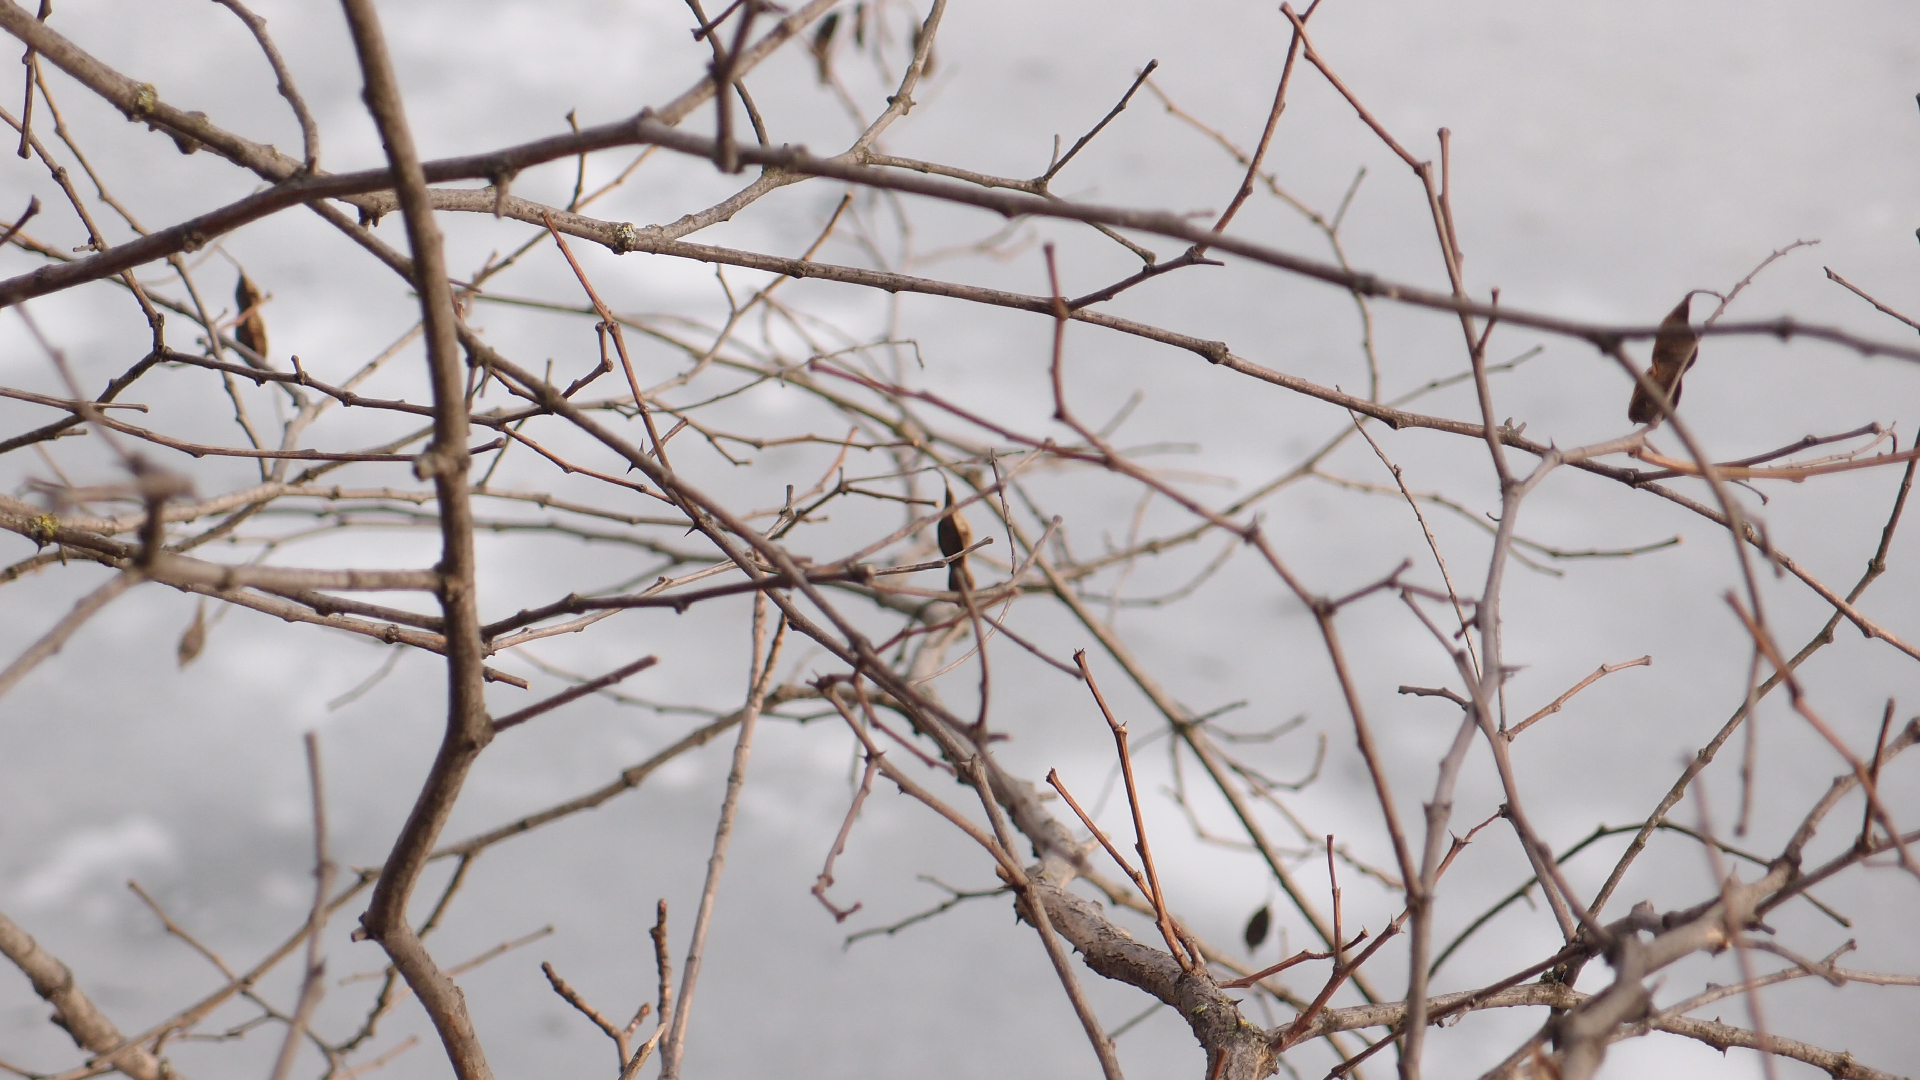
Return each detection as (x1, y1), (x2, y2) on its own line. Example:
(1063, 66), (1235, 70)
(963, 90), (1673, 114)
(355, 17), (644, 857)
(810, 11), (838, 84)
(1243, 904), (1271, 952)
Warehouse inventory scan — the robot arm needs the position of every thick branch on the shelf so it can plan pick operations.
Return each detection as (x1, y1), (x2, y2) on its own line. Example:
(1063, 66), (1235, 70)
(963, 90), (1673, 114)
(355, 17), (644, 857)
(0, 907), (178, 1080)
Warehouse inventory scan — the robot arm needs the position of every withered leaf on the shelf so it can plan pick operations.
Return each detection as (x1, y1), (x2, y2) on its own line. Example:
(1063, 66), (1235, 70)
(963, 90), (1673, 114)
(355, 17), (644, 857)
(810, 11), (839, 84)
(938, 484), (974, 594)
(1244, 904), (1271, 952)
(234, 272), (269, 365)
(1626, 294), (1700, 426)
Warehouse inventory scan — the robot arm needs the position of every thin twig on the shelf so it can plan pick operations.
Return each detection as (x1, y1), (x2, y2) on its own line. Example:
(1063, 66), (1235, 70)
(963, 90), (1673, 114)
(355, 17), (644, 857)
(1072, 650), (1198, 971)
(267, 732), (334, 1080)
(659, 598), (784, 1078)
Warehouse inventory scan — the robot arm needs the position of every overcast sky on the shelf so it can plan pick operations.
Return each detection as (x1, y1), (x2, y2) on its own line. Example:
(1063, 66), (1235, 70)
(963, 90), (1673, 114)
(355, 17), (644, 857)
(2, 3), (1918, 1079)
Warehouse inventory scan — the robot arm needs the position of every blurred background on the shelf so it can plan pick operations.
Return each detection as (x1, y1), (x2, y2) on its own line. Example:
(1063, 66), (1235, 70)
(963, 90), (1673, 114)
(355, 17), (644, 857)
(1, 2), (1917, 1077)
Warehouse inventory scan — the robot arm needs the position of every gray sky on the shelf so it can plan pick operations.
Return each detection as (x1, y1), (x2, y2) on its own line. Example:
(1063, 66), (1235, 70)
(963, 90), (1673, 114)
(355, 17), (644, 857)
(2, 3), (1917, 1078)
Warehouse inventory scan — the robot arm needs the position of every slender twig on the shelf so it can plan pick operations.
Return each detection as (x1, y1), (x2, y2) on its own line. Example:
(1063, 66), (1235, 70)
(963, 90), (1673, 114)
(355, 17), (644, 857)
(1726, 594), (1917, 877)
(0, 569), (139, 702)
(1591, 454), (1916, 917)
(1825, 266), (1920, 333)
(1690, 782), (1779, 1080)
(490, 656), (659, 733)
(542, 961), (646, 1072)
(267, 733), (334, 1080)
(1071, 650), (1198, 971)
(1857, 700), (1896, 852)
(1506, 657), (1652, 739)
(812, 752), (880, 922)
(1040, 59), (1159, 185)
(1046, 767), (1187, 964)
(659, 598), (784, 1079)
(0, 194), (36, 247)
(209, 0), (319, 170)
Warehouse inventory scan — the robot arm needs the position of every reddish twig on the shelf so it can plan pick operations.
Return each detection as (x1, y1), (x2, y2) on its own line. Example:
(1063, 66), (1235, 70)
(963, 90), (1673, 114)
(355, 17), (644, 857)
(813, 752), (880, 922)
(1507, 656), (1653, 739)
(1071, 651), (1199, 972)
